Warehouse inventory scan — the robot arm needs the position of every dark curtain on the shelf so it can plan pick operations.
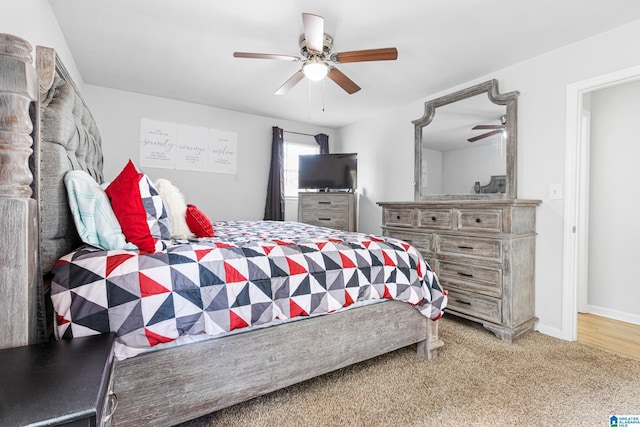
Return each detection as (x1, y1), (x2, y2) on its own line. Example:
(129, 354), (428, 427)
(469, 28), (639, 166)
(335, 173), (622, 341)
(263, 127), (284, 221)
(314, 133), (329, 154)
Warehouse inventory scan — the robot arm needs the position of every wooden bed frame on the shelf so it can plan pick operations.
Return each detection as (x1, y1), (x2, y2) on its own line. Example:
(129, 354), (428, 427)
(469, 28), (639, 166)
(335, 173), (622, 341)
(0, 33), (443, 426)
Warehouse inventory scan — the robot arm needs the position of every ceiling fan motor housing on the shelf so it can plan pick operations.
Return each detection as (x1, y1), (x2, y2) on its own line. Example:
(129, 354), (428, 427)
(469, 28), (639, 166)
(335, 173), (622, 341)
(299, 33), (333, 59)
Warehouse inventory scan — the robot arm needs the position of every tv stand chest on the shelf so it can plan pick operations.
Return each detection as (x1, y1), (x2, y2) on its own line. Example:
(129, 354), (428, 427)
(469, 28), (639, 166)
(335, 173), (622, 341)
(298, 192), (356, 232)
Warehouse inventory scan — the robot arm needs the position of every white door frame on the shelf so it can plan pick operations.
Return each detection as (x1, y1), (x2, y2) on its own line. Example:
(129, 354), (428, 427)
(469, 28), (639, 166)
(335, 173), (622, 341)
(562, 65), (640, 340)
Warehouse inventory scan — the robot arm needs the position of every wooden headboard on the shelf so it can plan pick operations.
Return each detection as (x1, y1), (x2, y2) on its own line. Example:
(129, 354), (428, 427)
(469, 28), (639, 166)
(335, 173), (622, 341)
(0, 33), (103, 349)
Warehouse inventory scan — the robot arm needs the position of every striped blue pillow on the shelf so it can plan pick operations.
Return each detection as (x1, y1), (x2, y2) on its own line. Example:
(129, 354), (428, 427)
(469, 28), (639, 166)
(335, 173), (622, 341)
(64, 170), (138, 251)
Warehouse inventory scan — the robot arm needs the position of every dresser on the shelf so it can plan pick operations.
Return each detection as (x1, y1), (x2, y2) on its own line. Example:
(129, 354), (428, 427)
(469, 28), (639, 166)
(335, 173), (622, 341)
(0, 333), (116, 426)
(377, 199), (540, 342)
(299, 192), (357, 232)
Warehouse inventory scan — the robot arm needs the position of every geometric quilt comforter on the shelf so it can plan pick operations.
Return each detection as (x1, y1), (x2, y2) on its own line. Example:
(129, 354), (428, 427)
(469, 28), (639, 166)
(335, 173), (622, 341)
(51, 220), (447, 360)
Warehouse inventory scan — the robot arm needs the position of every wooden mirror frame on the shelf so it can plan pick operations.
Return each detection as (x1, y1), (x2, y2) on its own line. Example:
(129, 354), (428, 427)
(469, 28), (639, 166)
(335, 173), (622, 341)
(413, 79), (519, 200)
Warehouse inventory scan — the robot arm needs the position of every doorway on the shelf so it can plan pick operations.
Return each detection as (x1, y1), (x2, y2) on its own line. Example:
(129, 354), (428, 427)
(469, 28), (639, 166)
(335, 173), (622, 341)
(563, 65), (640, 341)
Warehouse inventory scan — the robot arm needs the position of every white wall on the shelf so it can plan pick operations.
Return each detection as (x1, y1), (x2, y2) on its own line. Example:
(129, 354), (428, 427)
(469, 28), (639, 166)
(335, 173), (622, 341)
(83, 85), (335, 221)
(0, 0), (84, 89)
(441, 141), (505, 195)
(422, 140), (504, 196)
(423, 148), (443, 194)
(587, 80), (640, 322)
(337, 19), (640, 338)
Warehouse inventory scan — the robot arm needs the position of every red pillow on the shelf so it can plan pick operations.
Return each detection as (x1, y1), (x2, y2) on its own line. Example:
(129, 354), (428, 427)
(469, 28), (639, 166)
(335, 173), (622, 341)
(185, 204), (214, 237)
(105, 160), (164, 253)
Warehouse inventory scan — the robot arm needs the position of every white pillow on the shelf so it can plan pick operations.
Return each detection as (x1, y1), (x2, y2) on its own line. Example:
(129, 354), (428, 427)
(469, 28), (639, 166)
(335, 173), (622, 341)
(154, 178), (195, 239)
(64, 170), (138, 251)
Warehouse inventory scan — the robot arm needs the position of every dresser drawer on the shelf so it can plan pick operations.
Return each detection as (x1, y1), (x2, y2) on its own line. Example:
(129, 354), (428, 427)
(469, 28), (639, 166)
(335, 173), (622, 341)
(447, 289), (501, 324)
(458, 209), (502, 232)
(301, 194), (350, 211)
(417, 209), (454, 230)
(438, 235), (502, 261)
(438, 261), (502, 298)
(383, 208), (414, 227)
(301, 211), (350, 230)
(384, 230), (432, 254)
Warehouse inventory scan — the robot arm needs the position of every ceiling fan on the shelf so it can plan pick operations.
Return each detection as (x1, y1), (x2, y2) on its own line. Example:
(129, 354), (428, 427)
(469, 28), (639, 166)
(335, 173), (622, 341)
(467, 115), (507, 142)
(233, 13), (398, 95)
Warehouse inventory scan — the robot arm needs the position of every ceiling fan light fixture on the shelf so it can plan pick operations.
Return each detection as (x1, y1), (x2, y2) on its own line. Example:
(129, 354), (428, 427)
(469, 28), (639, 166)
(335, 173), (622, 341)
(303, 60), (329, 81)
(233, 13), (397, 95)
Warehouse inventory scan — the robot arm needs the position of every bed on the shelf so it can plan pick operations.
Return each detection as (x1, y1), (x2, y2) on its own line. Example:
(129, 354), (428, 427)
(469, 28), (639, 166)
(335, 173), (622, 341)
(0, 33), (446, 426)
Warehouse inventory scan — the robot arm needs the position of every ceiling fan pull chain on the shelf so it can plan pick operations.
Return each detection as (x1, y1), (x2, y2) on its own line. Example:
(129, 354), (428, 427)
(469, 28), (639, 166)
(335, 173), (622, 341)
(308, 80), (312, 120)
(322, 79), (326, 112)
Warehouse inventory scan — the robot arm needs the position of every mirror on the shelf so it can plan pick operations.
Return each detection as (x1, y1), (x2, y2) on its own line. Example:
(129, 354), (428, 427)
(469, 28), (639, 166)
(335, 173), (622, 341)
(413, 80), (518, 200)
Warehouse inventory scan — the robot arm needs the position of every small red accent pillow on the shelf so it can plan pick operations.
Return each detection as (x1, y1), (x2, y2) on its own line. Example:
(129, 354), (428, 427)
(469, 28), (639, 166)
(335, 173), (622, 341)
(185, 204), (214, 237)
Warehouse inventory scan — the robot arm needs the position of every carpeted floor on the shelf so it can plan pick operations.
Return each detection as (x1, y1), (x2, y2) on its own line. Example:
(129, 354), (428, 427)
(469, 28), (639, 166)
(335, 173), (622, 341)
(176, 316), (640, 426)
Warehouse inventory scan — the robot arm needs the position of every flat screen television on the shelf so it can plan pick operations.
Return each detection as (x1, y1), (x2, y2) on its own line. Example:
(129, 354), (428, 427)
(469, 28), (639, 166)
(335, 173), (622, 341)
(298, 153), (357, 191)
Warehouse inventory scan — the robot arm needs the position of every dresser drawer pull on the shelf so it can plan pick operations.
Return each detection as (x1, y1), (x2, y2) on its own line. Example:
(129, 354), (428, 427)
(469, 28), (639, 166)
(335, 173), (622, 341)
(396, 215), (401, 220)
(318, 201), (331, 205)
(103, 392), (118, 423)
(457, 245), (474, 250)
(457, 272), (474, 278)
(475, 218), (482, 223)
(431, 216), (437, 221)
(455, 299), (472, 306)
(318, 218), (332, 221)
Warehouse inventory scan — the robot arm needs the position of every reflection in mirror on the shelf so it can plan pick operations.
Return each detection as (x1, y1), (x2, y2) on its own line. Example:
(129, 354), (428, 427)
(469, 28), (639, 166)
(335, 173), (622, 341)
(422, 94), (506, 195)
(413, 80), (518, 200)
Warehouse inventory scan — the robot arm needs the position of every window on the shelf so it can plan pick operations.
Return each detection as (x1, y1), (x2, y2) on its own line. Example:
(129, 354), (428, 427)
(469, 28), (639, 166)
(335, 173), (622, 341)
(283, 142), (319, 198)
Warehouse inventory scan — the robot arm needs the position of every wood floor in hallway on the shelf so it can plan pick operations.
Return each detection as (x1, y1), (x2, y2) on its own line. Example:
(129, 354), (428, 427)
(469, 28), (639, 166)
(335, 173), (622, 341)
(577, 313), (640, 361)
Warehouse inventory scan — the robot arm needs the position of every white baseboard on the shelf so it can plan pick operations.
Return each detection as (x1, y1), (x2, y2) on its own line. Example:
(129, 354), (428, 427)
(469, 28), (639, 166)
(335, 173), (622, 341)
(585, 305), (640, 326)
(535, 322), (565, 340)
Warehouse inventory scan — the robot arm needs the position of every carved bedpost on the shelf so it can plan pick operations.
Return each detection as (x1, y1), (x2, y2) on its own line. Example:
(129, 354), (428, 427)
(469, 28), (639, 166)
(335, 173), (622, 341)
(0, 34), (40, 349)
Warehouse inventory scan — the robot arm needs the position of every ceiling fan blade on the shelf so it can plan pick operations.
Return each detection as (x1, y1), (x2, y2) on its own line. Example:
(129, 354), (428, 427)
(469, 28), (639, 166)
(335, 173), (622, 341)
(472, 124), (503, 130)
(302, 13), (324, 53)
(233, 52), (300, 61)
(467, 129), (503, 143)
(327, 67), (361, 94)
(331, 48), (398, 63)
(274, 70), (305, 95)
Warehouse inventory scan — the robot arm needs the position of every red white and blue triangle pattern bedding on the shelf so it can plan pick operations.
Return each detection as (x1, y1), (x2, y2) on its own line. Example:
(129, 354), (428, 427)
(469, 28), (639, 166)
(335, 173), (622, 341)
(51, 220), (447, 359)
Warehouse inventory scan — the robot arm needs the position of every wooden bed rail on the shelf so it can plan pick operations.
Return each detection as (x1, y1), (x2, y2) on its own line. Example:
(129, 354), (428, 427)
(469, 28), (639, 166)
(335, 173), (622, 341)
(0, 33), (41, 349)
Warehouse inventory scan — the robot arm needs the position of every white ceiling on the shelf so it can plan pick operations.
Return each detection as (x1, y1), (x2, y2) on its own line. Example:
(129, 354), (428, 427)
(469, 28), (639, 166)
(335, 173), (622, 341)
(49, 0), (640, 129)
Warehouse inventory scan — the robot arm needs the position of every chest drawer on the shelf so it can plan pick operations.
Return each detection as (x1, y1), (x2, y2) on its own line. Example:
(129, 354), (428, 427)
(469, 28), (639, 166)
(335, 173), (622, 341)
(447, 289), (501, 324)
(301, 211), (349, 230)
(458, 209), (502, 232)
(438, 235), (502, 261)
(418, 209), (453, 230)
(384, 230), (433, 254)
(437, 261), (502, 297)
(301, 194), (350, 211)
(383, 208), (414, 227)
